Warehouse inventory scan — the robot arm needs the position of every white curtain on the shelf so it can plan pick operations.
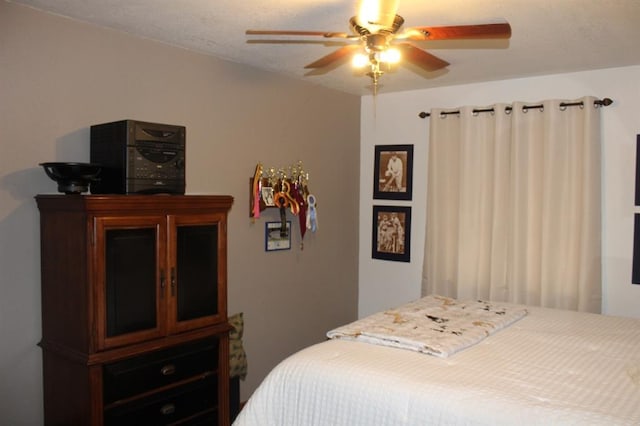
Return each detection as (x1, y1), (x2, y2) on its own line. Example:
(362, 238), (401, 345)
(422, 97), (602, 313)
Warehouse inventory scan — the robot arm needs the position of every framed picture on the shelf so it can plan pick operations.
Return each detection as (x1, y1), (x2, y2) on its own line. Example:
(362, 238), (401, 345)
(372, 205), (411, 262)
(633, 214), (640, 284)
(373, 144), (413, 200)
(265, 221), (291, 251)
(261, 186), (275, 206)
(635, 135), (640, 206)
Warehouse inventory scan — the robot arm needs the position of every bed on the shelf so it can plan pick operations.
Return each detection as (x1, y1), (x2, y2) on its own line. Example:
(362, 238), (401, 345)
(233, 296), (640, 425)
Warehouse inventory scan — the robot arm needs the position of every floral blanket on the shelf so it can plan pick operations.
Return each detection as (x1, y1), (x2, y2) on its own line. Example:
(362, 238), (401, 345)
(327, 295), (527, 358)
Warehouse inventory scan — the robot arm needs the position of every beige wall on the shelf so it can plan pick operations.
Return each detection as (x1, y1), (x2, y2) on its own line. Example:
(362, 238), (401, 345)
(0, 2), (360, 424)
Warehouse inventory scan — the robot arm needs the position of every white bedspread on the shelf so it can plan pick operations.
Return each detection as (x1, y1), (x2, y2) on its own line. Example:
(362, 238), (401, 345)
(234, 304), (640, 425)
(327, 295), (528, 357)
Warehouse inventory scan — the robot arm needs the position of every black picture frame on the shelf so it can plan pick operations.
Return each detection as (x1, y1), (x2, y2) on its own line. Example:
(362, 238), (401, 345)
(635, 135), (640, 206)
(633, 214), (640, 284)
(372, 205), (411, 262)
(265, 221), (291, 251)
(373, 144), (413, 200)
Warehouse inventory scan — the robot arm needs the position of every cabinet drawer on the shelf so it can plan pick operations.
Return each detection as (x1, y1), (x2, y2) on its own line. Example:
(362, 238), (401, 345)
(104, 375), (218, 426)
(104, 338), (218, 404)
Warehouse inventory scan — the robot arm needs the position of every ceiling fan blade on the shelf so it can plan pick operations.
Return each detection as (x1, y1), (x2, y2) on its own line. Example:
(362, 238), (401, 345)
(403, 22), (511, 41)
(246, 30), (351, 39)
(304, 45), (362, 69)
(246, 39), (351, 47)
(397, 43), (449, 71)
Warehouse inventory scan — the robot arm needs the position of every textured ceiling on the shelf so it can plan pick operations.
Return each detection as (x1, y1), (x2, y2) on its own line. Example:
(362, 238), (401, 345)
(8, 0), (640, 95)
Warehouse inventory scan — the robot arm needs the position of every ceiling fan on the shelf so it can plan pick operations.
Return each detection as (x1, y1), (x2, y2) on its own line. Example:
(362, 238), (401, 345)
(246, 0), (511, 91)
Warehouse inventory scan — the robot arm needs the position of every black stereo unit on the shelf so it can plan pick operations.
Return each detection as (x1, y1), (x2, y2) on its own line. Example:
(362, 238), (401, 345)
(90, 120), (185, 194)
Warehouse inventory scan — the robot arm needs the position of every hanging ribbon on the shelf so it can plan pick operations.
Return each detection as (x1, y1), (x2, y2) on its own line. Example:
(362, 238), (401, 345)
(252, 163), (263, 221)
(294, 182), (307, 240)
(306, 194), (318, 232)
(273, 183), (290, 209)
(282, 181), (299, 215)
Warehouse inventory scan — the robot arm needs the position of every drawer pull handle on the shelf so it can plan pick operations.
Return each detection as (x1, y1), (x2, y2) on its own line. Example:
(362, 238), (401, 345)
(160, 403), (176, 416)
(160, 364), (176, 376)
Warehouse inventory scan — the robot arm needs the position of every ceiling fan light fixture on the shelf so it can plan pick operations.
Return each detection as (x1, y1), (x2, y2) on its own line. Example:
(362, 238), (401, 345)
(352, 53), (370, 68)
(379, 48), (401, 64)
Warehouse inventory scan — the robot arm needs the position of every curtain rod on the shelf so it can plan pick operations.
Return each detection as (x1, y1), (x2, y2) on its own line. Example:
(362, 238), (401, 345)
(418, 97), (613, 119)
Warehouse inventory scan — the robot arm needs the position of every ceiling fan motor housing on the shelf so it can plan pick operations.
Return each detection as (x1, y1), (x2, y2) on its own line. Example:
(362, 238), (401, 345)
(350, 14), (404, 36)
(366, 33), (391, 52)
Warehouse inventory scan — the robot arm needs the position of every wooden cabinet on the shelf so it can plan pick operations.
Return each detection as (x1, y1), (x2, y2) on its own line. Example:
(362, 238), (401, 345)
(36, 195), (233, 426)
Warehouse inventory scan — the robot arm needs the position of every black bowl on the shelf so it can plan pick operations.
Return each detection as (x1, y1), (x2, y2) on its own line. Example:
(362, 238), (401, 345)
(40, 162), (102, 194)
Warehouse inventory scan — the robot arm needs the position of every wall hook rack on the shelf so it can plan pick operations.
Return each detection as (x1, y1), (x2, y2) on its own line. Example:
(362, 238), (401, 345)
(249, 161), (317, 249)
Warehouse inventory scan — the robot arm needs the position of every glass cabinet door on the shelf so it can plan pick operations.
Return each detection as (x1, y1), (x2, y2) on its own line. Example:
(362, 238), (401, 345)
(94, 216), (167, 350)
(176, 224), (218, 321)
(169, 213), (226, 333)
(105, 228), (157, 336)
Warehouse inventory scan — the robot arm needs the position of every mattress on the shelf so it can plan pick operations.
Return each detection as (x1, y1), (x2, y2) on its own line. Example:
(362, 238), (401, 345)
(233, 304), (640, 425)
